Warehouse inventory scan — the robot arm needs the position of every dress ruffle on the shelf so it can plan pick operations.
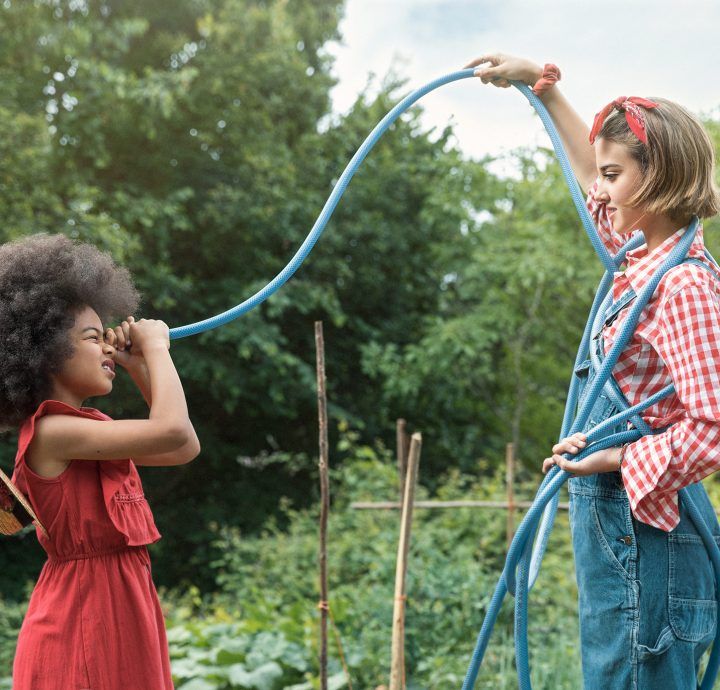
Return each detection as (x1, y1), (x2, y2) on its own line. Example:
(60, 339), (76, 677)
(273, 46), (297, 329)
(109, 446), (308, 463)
(99, 459), (160, 546)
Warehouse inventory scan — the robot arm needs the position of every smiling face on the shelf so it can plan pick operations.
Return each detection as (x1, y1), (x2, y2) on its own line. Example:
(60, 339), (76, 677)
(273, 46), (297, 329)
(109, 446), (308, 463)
(49, 305), (117, 407)
(594, 137), (646, 234)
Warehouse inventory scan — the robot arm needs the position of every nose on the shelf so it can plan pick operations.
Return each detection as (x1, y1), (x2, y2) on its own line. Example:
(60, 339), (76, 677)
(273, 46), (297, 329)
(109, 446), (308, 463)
(595, 176), (611, 203)
(102, 339), (116, 356)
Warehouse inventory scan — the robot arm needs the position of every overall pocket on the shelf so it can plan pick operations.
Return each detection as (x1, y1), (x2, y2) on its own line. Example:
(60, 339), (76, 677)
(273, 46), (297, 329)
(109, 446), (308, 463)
(591, 495), (637, 580)
(668, 532), (719, 642)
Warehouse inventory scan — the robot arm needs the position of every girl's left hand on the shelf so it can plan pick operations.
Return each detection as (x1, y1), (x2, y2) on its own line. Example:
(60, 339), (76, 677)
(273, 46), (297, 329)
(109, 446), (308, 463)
(542, 435), (622, 475)
(105, 316), (146, 373)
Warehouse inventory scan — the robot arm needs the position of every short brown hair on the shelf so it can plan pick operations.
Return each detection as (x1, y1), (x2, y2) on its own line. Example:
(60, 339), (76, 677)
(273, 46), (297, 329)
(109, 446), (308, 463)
(597, 98), (720, 221)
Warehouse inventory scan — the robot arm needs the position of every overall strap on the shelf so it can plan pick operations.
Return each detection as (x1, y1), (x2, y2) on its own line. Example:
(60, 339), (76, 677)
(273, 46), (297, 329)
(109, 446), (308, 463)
(602, 256), (720, 331)
(591, 256), (717, 435)
(680, 256), (720, 285)
(601, 288), (636, 331)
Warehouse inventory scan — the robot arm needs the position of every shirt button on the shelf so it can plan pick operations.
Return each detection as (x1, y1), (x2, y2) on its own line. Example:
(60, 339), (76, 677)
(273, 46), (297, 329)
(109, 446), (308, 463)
(619, 535), (633, 545)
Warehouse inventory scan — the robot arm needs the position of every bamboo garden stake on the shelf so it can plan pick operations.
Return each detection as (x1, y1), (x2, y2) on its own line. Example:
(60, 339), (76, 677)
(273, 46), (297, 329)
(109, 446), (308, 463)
(389, 432), (422, 690)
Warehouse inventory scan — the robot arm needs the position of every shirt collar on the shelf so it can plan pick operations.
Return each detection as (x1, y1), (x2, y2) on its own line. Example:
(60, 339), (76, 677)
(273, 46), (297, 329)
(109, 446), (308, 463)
(613, 224), (705, 299)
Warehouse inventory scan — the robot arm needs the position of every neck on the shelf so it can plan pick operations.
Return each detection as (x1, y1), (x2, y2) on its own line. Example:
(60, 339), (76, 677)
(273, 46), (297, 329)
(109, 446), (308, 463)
(635, 213), (691, 254)
(48, 383), (86, 409)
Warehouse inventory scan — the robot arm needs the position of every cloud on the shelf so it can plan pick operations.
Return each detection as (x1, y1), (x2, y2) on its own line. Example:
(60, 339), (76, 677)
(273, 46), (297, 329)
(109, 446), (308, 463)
(327, 0), (720, 161)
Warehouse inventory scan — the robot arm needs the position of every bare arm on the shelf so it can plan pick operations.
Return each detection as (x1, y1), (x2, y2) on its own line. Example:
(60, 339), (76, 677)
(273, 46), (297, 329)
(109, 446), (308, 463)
(124, 361), (201, 466)
(131, 432), (200, 466)
(465, 53), (597, 192)
(31, 319), (198, 466)
(539, 87), (597, 193)
(33, 414), (192, 462)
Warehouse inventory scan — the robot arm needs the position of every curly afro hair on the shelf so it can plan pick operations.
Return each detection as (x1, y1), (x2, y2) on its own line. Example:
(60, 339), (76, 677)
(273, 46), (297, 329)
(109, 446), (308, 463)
(0, 233), (140, 429)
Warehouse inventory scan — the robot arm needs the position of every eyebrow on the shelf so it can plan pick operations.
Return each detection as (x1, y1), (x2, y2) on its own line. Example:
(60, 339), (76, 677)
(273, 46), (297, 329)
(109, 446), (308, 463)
(599, 164), (622, 172)
(81, 327), (103, 335)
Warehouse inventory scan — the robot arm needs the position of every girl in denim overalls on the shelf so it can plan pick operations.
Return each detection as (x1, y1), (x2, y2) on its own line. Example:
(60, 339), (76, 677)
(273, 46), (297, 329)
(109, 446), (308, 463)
(468, 53), (720, 688)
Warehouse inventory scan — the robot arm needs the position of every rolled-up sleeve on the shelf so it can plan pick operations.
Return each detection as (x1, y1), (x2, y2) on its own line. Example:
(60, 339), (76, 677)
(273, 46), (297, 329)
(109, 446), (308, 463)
(621, 284), (720, 531)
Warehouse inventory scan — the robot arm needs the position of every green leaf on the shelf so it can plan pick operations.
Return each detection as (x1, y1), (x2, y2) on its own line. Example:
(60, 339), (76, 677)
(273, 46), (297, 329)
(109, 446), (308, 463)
(227, 661), (283, 690)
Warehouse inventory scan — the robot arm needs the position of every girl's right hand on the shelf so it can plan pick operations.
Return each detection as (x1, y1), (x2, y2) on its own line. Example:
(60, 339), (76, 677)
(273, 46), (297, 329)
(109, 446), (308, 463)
(128, 317), (171, 353)
(464, 53), (542, 89)
(106, 316), (145, 372)
(542, 432), (587, 473)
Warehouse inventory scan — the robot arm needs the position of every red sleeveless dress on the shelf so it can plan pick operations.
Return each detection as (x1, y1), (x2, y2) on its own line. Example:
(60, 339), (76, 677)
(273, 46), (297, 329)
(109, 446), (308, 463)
(10, 400), (174, 690)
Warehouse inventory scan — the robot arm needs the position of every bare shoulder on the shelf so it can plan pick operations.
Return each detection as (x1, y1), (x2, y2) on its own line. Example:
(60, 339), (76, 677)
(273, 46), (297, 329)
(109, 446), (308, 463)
(26, 416), (72, 479)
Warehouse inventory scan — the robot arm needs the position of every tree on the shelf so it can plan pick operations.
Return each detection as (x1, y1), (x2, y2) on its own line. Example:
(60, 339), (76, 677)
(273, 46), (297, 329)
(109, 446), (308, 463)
(0, 0), (498, 590)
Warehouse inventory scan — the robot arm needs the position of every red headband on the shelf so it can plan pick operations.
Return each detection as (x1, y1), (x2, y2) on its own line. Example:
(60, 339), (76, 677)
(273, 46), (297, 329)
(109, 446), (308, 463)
(589, 96), (659, 145)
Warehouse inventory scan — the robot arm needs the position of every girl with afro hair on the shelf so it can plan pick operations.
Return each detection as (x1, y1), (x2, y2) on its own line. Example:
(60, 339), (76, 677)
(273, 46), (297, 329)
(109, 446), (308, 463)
(0, 233), (200, 689)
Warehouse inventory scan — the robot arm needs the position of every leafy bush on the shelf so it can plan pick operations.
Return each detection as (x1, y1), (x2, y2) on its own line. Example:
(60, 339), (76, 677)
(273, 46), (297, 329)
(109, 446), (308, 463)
(12, 429), (720, 688)
(161, 427), (583, 689)
(0, 594), (27, 685)
(7, 441), (720, 687)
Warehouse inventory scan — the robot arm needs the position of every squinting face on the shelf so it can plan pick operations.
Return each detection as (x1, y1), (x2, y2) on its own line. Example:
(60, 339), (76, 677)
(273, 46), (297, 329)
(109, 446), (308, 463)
(594, 138), (645, 235)
(50, 305), (117, 404)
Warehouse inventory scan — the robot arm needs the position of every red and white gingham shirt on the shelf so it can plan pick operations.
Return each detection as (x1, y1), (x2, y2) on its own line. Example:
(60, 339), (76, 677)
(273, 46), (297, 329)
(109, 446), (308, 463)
(586, 179), (720, 531)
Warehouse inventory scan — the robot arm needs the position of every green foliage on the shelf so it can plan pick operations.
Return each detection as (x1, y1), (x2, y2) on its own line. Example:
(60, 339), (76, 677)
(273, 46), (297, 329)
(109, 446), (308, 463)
(152, 428), (583, 689)
(0, 0), (505, 591)
(361, 148), (605, 474)
(6, 432), (720, 686)
(166, 619), (313, 690)
(1, 0), (719, 632)
(0, 594), (26, 681)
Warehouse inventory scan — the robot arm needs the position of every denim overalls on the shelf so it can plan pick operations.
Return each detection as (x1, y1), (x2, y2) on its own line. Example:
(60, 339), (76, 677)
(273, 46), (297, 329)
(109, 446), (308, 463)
(568, 262), (720, 690)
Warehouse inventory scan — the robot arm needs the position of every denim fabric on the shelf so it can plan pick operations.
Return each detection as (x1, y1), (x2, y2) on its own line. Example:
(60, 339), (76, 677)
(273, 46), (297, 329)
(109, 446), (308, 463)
(568, 288), (720, 689)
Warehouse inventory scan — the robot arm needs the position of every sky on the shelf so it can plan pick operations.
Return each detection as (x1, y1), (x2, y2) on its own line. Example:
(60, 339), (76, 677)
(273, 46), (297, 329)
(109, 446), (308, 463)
(326, 0), (720, 167)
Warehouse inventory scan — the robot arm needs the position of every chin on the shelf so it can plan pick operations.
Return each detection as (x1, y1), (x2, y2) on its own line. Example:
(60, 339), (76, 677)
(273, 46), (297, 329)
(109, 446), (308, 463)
(615, 215), (631, 233)
(93, 383), (113, 397)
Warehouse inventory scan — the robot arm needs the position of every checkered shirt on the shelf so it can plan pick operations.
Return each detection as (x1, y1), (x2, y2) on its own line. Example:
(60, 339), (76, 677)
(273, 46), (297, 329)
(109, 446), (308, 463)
(586, 179), (720, 531)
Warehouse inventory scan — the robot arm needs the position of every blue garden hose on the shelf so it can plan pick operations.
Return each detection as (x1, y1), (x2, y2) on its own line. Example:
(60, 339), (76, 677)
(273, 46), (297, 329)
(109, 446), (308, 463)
(169, 69), (620, 340)
(161, 66), (720, 687)
(169, 69), (479, 339)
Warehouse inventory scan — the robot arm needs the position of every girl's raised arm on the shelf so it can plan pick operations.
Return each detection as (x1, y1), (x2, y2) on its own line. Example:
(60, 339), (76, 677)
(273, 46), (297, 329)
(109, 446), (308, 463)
(29, 319), (199, 467)
(465, 53), (597, 193)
